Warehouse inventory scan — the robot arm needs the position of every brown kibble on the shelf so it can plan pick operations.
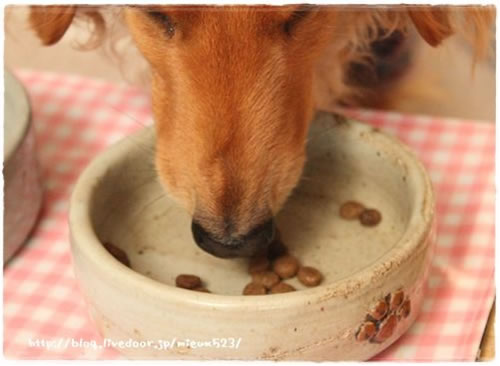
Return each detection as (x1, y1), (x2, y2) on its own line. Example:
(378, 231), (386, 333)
(397, 299), (411, 319)
(297, 266), (323, 287)
(248, 255), (270, 274)
(272, 255), (299, 279)
(192, 287), (211, 293)
(267, 239), (288, 261)
(355, 321), (377, 342)
(270, 282), (296, 294)
(369, 300), (388, 321)
(243, 282), (267, 295)
(389, 290), (405, 311)
(251, 271), (280, 289)
(103, 242), (131, 268)
(339, 201), (365, 220)
(359, 209), (382, 226)
(372, 314), (397, 343)
(175, 274), (202, 289)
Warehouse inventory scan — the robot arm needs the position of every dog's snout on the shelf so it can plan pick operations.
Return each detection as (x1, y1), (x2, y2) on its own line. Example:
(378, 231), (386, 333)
(191, 219), (275, 258)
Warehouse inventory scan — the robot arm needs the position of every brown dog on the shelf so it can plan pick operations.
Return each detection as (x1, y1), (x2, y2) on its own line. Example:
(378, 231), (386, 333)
(28, 5), (494, 258)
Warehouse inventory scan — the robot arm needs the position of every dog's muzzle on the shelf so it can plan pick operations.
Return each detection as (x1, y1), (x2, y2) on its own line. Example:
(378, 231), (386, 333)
(191, 219), (275, 258)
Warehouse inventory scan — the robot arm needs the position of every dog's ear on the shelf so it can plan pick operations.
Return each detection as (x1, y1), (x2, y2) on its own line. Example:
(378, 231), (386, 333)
(407, 5), (495, 57)
(407, 7), (453, 47)
(29, 5), (77, 45)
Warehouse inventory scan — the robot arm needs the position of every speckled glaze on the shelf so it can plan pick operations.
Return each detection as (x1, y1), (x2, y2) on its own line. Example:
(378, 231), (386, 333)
(3, 69), (43, 264)
(69, 112), (435, 360)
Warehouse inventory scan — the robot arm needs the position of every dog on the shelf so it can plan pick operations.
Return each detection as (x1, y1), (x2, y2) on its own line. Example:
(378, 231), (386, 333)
(28, 5), (494, 258)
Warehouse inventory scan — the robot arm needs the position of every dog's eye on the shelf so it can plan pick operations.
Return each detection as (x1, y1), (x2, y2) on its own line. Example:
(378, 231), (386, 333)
(283, 5), (316, 36)
(147, 11), (175, 38)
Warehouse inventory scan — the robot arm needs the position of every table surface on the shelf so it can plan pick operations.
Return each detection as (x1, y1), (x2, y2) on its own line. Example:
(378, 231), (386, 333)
(478, 301), (495, 361)
(3, 70), (495, 361)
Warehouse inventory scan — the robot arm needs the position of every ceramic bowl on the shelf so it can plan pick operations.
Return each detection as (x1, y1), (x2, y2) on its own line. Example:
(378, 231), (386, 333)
(69, 111), (435, 360)
(3, 69), (43, 264)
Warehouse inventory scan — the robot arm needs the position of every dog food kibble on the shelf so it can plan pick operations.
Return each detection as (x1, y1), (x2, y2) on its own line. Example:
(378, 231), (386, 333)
(339, 200), (383, 227)
(248, 255), (270, 274)
(272, 255), (300, 279)
(359, 209), (382, 226)
(251, 271), (280, 289)
(339, 201), (365, 220)
(103, 242), (131, 268)
(270, 282), (296, 294)
(297, 266), (323, 287)
(245, 229), (330, 295)
(356, 321), (377, 342)
(243, 282), (267, 295)
(175, 274), (202, 289)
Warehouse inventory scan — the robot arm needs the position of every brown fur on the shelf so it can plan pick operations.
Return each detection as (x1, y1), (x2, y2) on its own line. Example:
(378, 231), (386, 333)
(28, 5), (494, 239)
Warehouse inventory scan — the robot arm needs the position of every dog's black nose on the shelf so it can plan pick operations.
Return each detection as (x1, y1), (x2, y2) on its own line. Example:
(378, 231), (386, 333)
(191, 219), (275, 258)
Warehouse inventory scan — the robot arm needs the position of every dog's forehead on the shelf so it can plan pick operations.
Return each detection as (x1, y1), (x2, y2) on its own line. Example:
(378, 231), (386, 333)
(148, 5), (298, 23)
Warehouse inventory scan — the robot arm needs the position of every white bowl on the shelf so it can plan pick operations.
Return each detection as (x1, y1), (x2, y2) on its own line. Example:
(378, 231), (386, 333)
(4, 69), (43, 264)
(69, 112), (435, 360)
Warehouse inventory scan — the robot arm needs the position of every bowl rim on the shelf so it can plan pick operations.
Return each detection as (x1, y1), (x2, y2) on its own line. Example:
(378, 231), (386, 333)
(69, 113), (435, 309)
(4, 68), (32, 160)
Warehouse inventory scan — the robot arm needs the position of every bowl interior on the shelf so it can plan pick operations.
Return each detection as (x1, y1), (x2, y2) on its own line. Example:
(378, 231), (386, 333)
(89, 113), (420, 296)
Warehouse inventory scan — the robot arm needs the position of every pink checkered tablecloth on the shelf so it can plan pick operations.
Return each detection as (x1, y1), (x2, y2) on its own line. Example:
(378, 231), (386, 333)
(3, 70), (495, 361)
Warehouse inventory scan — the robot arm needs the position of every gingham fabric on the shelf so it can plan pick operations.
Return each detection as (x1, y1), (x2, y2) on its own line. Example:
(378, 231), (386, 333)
(3, 70), (495, 361)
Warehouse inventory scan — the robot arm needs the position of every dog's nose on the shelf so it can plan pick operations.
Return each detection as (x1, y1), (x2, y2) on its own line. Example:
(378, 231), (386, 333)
(191, 219), (275, 258)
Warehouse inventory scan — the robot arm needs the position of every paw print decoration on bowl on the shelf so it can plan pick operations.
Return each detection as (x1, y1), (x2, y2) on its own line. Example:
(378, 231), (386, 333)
(355, 289), (412, 344)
